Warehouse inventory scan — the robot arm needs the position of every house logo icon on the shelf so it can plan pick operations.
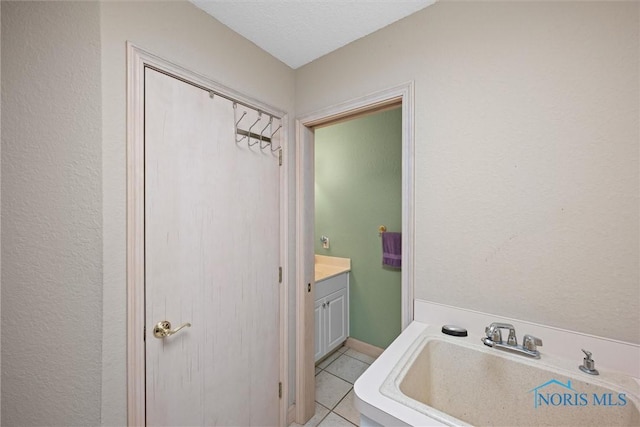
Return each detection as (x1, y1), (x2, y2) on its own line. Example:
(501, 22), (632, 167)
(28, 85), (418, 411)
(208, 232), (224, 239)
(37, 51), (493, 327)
(528, 379), (580, 409)
(528, 378), (627, 409)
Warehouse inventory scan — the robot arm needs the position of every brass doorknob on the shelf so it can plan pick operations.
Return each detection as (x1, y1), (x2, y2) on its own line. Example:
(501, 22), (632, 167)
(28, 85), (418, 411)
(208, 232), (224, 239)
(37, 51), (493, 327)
(153, 320), (192, 339)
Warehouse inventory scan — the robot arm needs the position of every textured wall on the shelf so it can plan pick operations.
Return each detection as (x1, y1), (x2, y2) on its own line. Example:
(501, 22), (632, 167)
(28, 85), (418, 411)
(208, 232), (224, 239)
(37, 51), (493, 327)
(3, 2), (638, 424)
(100, 2), (296, 423)
(0, 1), (3, 421)
(315, 108), (402, 348)
(1, 2), (103, 425)
(297, 2), (640, 344)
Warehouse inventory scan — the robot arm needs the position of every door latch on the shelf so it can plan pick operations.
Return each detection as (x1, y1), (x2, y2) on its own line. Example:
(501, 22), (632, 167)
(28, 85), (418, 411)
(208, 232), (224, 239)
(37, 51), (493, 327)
(153, 320), (192, 339)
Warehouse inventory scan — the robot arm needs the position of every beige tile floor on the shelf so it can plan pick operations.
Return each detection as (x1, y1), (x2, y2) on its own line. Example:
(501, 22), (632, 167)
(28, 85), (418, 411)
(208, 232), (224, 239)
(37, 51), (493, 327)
(290, 346), (377, 427)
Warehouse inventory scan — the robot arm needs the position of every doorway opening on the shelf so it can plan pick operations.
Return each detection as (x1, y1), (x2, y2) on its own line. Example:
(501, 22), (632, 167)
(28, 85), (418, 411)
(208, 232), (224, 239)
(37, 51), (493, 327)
(315, 106), (402, 351)
(295, 83), (415, 424)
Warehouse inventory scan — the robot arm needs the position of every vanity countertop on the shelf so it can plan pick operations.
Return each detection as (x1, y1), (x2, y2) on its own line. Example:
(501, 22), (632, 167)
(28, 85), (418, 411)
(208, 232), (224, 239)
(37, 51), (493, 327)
(315, 255), (351, 282)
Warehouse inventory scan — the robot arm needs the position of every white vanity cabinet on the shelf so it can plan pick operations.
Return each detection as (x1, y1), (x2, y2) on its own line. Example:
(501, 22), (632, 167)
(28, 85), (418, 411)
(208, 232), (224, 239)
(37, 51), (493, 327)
(314, 272), (349, 362)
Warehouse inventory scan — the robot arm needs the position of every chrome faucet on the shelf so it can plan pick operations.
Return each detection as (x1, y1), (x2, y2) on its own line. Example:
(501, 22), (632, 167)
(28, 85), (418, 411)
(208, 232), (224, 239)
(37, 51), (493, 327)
(484, 322), (518, 346)
(482, 322), (542, 359)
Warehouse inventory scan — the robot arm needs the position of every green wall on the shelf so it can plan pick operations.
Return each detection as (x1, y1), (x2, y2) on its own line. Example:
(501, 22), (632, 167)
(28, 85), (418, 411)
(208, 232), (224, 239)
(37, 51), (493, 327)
(315, 107), (402, 349)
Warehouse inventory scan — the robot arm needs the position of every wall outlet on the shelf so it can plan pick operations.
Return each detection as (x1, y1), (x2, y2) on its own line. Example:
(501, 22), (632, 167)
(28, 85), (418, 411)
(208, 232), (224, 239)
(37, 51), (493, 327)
(321, 236), (330, 249)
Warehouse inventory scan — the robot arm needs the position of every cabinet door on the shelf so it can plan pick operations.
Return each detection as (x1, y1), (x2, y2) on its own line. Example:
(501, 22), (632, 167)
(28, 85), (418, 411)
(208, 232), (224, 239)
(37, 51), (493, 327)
(325, 287), (348, 352)
(314, 299), (324, 362)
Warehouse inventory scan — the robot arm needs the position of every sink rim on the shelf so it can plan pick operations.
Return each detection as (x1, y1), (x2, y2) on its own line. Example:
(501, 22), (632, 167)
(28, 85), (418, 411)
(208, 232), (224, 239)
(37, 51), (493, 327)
(380, 331), (640, 427)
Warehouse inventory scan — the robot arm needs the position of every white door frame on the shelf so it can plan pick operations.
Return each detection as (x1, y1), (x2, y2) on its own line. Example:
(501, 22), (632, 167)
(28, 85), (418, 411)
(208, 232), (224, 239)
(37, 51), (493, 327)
(295, 82), (415, 423)
(126, 42), (289, 426)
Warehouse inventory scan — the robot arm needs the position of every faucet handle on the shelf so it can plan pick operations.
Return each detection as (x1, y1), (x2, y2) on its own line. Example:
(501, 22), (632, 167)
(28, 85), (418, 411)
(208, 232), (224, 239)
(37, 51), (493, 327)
(485, 325), (502, 343)
(581, 349), (596, 369)
(523, 334), (543, 351)
(579, 349), (599, 375)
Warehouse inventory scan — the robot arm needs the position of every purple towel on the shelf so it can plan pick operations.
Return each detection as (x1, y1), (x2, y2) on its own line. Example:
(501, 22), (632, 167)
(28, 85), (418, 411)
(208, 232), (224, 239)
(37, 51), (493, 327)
(382, 232), (402, 268)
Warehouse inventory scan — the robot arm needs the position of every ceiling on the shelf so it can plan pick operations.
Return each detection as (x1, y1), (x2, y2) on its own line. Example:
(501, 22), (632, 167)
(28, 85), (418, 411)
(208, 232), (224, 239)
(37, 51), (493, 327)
(190, 1), (436, 69)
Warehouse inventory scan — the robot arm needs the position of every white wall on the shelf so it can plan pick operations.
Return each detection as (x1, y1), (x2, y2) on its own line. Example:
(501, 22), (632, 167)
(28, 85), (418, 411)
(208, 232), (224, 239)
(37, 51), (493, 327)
(296, 2), (639, 344)
(2, 1), (637, 424)
(0, 1), (3, 421)
(99, 2), (296, 424)
(1, 2), (103, 425)
(2, 2), (296, 424)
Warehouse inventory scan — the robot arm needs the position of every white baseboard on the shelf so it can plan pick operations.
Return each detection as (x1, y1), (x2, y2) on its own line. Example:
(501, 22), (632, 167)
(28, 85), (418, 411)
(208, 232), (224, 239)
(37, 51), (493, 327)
(346, 337), (384, 358)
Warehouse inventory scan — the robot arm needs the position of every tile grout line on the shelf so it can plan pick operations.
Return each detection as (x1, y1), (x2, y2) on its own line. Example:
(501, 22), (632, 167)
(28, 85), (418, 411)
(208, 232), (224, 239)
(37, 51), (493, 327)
(315, 371), (352, 406)
(333, 411), (357, 427)
(342, 351), (374, 365)
(322, 357), (369, 379)
(323, 358), (371, 385)
(315, 402), (331, 427)
(327, 352), (372, 369)
(332, 387), (355, 424)
(319, 369), (351, 386)
(312, 348), (377, 427)
(317, 346), (372, 370)
(334, 387), (352, 407)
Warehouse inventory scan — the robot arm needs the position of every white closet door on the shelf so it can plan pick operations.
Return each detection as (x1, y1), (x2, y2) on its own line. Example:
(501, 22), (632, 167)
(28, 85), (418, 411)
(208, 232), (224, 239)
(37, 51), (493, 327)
(144, 68), (280, 426)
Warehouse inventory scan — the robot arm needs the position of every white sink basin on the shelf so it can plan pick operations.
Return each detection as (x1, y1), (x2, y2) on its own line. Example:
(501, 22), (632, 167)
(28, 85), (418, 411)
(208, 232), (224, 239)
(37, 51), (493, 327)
(387, 336), (640, 426)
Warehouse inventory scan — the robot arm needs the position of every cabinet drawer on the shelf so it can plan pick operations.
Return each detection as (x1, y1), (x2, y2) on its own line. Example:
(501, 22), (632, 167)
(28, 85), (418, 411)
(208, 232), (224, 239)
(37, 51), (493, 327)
(315, 272), (348, 300)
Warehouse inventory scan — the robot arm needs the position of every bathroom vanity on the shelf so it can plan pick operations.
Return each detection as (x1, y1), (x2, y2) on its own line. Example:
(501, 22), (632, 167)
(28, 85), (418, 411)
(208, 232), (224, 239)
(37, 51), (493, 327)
(314, 255), (351, 362)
